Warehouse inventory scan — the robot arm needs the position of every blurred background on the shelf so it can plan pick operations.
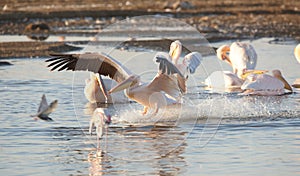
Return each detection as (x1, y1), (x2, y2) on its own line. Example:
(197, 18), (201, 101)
(1, 0), (299, 58)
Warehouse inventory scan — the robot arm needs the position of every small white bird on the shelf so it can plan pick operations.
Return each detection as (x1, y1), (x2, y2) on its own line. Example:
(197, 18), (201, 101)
(241, 70), (293, 96)
(89, 108), (111, 141)
(31, 94), (58, 121)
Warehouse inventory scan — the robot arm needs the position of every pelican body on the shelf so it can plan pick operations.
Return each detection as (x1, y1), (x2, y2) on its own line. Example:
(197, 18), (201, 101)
(241, 70), (292, 96)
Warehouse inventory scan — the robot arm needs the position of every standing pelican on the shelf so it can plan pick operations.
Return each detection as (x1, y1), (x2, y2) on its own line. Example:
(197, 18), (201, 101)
(46, 52), (186, 115)
(205, 42), (258, 91)
(292, 44), (300, 88)
(240, 70), (293, 96)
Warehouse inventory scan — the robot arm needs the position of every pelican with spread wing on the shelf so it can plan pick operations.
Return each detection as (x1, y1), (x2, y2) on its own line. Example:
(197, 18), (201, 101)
(205, 42), (258, 91)
(46, 52), (185, 115)
(83, 40), (201, 104)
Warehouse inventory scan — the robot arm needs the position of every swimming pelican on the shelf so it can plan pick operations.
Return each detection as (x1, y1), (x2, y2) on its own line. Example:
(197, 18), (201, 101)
(240, 70), (293, 96)
(205, 42), (258, 91)
(46, 52), (186, 115)
(84, 72), (129, 103)
(292, 44), (300, 88)
(31, 94), (58, 121)
(89, 108), (111, 148)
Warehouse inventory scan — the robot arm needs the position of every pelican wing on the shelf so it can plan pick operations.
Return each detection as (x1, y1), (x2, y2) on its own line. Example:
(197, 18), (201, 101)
(149, 55), (186, 97)
(46, 53), (132, 83)
(154, 55), (184, 78)
(154, 54), (186, 93)
(37, 94), (48, 113)
(148, 74), (181, 99)
(230, 42), (257, 71)
(182, 52), (202, 74)
(241, 74), (284, 91)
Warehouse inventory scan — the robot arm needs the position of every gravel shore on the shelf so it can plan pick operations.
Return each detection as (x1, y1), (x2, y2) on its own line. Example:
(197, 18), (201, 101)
(0, 0), (299, 58)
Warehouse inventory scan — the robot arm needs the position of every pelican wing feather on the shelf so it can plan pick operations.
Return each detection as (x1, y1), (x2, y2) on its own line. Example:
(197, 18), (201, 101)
(46, 53), (132, 83)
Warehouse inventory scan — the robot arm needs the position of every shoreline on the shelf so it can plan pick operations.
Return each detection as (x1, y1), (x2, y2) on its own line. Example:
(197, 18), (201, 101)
(0, 0), (299, 59)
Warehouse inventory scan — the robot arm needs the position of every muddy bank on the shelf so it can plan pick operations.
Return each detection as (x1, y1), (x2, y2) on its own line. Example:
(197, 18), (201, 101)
(0, 0), (299, 58)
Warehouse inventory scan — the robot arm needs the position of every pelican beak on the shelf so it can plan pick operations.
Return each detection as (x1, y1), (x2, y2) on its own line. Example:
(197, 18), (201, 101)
(96, 74), (109, 102)
(109, 77), (134, 94)
(276, 75), (293, 92)
(241, 70), (268, 79)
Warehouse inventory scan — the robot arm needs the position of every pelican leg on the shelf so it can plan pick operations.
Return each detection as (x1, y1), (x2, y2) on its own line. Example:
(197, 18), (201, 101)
(142, 106), (148, 115)
(96, 74), (109, 103)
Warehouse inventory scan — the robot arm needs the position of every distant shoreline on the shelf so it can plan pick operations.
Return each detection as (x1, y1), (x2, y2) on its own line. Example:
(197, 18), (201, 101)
(0, 0), (299, 58)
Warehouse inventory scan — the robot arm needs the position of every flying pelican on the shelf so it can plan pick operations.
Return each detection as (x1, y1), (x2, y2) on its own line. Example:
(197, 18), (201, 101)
(240, 70), (293, 96)
(292, 44), (300, 88)
(84, 72), (129, 103)
(31, 94), (58, 121)
(89, 108), (111, 148)
(204, 42), (258, 91)
(46, 52), (187, 115)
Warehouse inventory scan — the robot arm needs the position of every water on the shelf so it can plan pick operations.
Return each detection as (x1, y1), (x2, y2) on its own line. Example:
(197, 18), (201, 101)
(1, 37), (300, 175)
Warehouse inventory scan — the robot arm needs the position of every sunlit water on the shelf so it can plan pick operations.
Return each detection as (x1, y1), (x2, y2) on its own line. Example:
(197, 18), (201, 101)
(1, 37), (300, 176)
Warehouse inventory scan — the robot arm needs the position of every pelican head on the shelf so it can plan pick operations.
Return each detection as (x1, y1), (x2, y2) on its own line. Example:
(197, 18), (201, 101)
(216, 45), (231, 65)
(272, 69), (293, 92)
(169, 40), (182, 63)
(295, 44), (300, 64)
(109, 75), (140, 93)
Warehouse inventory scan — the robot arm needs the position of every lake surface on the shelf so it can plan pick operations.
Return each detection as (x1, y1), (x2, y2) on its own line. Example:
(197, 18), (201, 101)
(1, 16), (300, 175)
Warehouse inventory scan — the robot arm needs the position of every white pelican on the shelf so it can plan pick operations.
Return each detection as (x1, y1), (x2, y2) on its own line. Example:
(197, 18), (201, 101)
(205, 42), (258, 91)
(46, 52), (186, 115)
(84, 40), (201, 103)
(168, 40), (202, 94)
(169, 40), (202, 78)
(294, 43), (300, 64)
(240, 70), (293, 96)
(292, 44), (300, 88)
(31, 94), (58, 121)
(84, 73), (129, 103)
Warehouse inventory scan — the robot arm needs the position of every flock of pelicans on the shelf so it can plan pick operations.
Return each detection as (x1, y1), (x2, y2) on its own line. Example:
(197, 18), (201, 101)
(34, 40), (300, 143)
